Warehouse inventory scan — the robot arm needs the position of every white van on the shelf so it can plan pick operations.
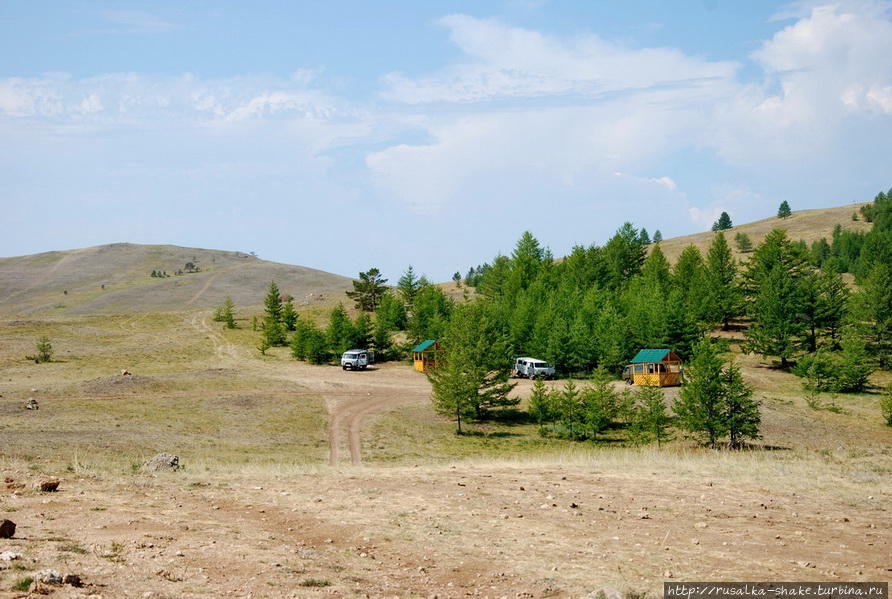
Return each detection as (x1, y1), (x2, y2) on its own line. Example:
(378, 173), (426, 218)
(513, 357), (555, 379)
(341, 350), (370, 370)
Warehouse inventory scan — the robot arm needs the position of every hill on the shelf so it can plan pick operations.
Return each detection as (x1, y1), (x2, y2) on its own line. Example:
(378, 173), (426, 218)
(656, 202), (872, 263)
(0, 243), (353, 315)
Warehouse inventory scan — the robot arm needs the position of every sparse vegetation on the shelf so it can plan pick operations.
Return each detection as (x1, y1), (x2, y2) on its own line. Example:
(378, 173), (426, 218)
(26, 335), (54, 363)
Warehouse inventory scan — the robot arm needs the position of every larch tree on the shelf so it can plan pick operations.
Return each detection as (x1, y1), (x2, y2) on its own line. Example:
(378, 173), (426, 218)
(346, 268), (388, 312)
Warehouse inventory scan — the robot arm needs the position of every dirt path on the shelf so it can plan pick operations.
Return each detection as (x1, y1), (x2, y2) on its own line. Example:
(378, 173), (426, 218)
(185, 271), (221, 306)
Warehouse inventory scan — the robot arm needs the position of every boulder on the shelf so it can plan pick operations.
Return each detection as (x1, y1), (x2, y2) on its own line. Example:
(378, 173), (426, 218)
(0, 519), (15, 539)
(37, 479), (60, 492)
(142, 453), (180, 472)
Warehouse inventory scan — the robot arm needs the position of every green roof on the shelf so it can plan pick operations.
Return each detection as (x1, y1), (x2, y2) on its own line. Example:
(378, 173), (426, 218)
(412, 339), (438, 352)
(630, 349), (672, 363)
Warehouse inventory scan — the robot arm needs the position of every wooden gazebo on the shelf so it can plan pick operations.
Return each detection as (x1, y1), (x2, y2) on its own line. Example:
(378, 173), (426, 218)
(412, 340), (442, 372)
(627, 349), (682, 386)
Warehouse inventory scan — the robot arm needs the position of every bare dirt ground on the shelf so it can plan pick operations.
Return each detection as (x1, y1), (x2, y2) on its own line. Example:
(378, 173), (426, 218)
(1, 311), (890, 598)
(1, 455), (890, 599)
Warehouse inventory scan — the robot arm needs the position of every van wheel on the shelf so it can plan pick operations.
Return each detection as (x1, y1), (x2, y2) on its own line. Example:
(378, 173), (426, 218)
(342, 365), (347, 370)
(625, 378), (633, 385)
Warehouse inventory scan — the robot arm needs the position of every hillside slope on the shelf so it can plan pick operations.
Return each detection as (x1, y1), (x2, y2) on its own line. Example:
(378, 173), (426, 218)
(0, 243), (353, 315)
(656, 202), (872, 263)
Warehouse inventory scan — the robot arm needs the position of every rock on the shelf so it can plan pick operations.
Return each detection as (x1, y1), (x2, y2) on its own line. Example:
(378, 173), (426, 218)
(142, 453), (180, 472)
(0, 519), (15, 538)
(37, 479), (60, 492)
(695, 522), (708, 528)
(26, 398), (39, 410)
(0, 551), (22, 561)
(28, 581), (51, 595)
(37, 569), (63, 584)
(63, 574), (83, 587)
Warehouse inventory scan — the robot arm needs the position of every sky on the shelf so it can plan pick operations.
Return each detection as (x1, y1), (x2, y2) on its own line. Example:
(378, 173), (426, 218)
(2, 0), (892, 281)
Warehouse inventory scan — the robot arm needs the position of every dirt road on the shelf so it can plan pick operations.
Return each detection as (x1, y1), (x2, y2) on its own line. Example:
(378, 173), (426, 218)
(188, 312), (432, 466)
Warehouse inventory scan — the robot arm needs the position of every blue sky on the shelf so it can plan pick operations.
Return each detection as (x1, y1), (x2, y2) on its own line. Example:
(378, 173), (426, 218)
(2, 1), (892, 281)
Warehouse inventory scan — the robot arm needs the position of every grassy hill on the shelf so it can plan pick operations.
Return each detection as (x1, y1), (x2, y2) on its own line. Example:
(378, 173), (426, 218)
(656, 202), (872, 263)
(0, 243), (353, 315)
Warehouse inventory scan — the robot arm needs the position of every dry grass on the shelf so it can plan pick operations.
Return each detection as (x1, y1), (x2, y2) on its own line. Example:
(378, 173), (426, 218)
(656, 202), (872, 263)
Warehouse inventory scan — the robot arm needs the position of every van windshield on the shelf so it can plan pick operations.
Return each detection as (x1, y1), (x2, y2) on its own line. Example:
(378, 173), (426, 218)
(533, 362), (550, 368)
(345, 353), (358, 359)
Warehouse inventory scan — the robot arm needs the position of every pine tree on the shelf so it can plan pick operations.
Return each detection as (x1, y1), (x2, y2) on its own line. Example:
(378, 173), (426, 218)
(327, 304), (356, 354)
(604, 222), (646, 288)
(734, 232), (753, 253)
(426, 302), (517, 432)
(282, 297), (297, 332)
(397, 266), (421, 307)
(221, 296), (237, 329)
(638, 228), (651, 245)
(712, 211), (732, 231)
(35, 336), (54, 363)
(743, 230), (810, 368)
(632, 385), (673, 447)
(674, 339), (727, 447)
(528, 378), (557, 424)
(850, 261), (892, 367)
(652, 230), (663, 243)
(262, 281), (286, 346)
(777, 200), (792, 219)
(722, 362), (760, 449)
(353, 312), (372, 349)
(346, 268), (388, 312)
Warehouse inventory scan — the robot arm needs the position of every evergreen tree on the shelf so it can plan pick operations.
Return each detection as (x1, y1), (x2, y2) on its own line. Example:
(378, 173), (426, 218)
(638, 228), (651, 244)
(346, 268), (388, 312)
(734, 232), (753, 253)
(478, 255), (511, 298)
(672, 245), (708, 321)
(408, 284), (452, 343)
(397, 266), (421, 307)
(652, 230), (663, 243)
(528, 378), (557, 424)
(35, 336), (54, 363)
(849, 261), (892, 367)
(327, 303), (356, 354)
(261, 281), (286, 346)
(641, 244), (671, 293)
(705, 232), (741, 330)
(221, 296), (237, 329)
(426, 302), (517, 432)
(743, 230), (810, 367)
(777, 200), (792, 219)
(631, 385), (673, 447)
(712, 211), (732, 231)
(675, 339), (727, 447)
(506, 231), (547, 296)
(282, 297), (297, 332)
(604, 222), (646, 288)
(579, 369), (620, 439)
(745, 265), (805, 368)
(353, 312), (372, 349)
(375, 292), (407, 331)
(722, 362), (760, 449)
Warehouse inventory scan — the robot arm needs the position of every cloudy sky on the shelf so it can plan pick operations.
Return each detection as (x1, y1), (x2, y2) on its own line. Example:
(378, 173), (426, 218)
(2, 1), (891, 281)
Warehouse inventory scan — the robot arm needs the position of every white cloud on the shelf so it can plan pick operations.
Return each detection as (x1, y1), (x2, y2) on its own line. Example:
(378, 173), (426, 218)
(0, 73), (346, 125)
(382, 14), (738, 104)
(371, 3), (892, 214)
(100, 10), (179, 33)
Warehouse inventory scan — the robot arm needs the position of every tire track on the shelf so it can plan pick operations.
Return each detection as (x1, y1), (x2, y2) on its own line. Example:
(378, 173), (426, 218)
(185, 271), (221, 306)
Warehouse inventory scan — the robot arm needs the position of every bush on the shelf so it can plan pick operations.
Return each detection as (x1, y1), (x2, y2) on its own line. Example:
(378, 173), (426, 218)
(793, 337), (873, 393)
(26, 336), (54, 363)
(880, 384), (892, 427)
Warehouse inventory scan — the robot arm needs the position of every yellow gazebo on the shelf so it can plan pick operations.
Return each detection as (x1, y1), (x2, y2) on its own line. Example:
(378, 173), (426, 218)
(412, 340), (442, 372)
(624, 349), (682, 386)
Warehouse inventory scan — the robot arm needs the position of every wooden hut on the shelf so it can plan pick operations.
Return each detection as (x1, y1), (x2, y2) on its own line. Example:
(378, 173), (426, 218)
(626, 349), (682, 386)
(412, 340), (442, 372)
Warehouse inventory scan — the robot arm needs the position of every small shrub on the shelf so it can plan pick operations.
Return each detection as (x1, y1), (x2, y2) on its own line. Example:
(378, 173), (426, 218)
(26, 335), (54, 363)
(880, 384), (892, 427)
(300, 579), (331, 587)
(12, 577), (34, 591)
